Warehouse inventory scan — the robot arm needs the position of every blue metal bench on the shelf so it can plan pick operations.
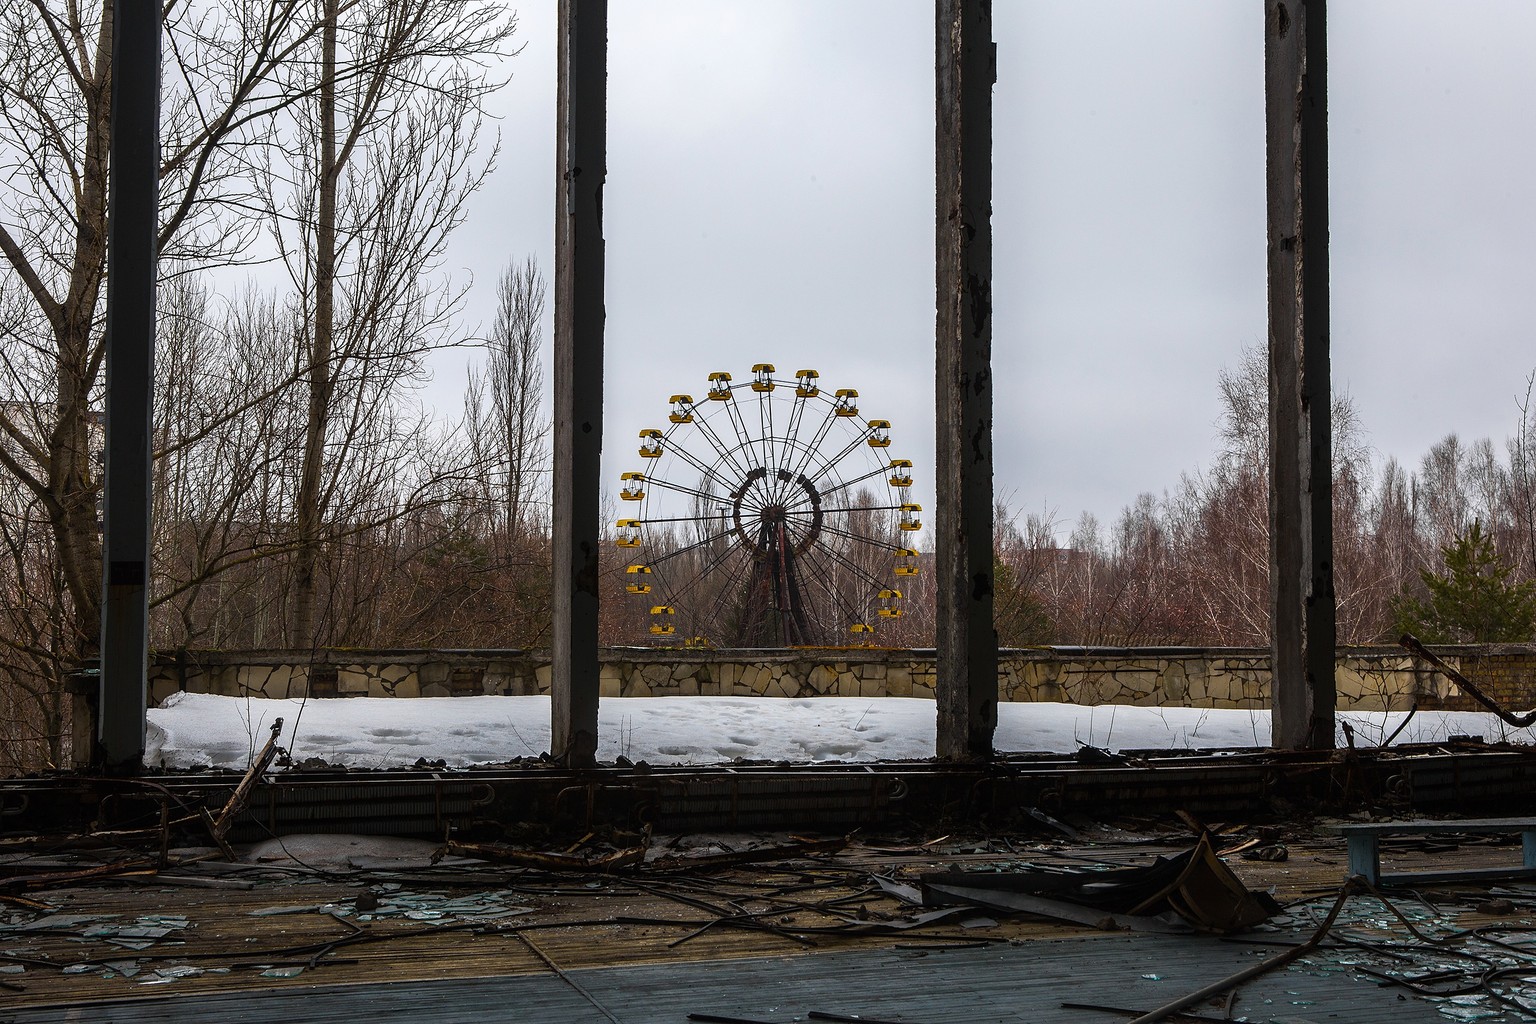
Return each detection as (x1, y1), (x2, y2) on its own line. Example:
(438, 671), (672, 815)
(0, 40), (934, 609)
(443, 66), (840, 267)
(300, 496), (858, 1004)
(1321, 818), (1536, 886)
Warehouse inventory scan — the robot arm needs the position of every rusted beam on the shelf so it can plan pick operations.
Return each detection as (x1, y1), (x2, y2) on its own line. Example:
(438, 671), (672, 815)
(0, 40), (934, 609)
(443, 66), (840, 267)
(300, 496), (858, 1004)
(934, 0), (998, 760)
(204, 718), (284, 857)
(1400, 634), (1536, 728)
(1266, 0), (1335, 750)
(98, 0), (163, 772)
(551, 0), (607, 767)
(444, 840), (642, 873)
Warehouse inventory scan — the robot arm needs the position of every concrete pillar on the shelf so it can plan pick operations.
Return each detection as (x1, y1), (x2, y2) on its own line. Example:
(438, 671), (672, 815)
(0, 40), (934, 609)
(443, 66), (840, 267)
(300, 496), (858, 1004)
(98, 0), (163, 772)
(934, 0), (998, 760)
(551, 0), (607, 767)
(1266, 0), (1336, 749)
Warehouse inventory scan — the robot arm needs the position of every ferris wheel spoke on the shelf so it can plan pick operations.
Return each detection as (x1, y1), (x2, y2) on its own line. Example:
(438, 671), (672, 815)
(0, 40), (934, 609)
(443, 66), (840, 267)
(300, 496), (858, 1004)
(773, 393), (811, 500)
(758, 384), (776, 480)
(796, 546), (873, 625)
(807, 430), (871, 485)
(815, 520), (909, 553)
(800, 537), (894, 595)
(633, 512), (733, 527)
(779, 401), (840, 498)
(665, 433), (730, 484)
(651, 540), (734, 589)
(772, 413), (817, 508)
(648, 532), (738, 607)
(778, 485), (824, 515)
(644, 527), (733, 573)
(663, 539), (751, 615)
(722, 384), (759, 467)
(647, 476), (743, 507)
(688, 407), (755, 482)
(829, 502), (909, 514)
(816, 464), (891, 499)
(735, 481), (777, 515)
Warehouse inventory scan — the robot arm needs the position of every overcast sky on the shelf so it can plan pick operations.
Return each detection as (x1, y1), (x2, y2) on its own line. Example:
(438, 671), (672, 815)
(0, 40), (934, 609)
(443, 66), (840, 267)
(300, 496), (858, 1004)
(439, 1), (1536, 538)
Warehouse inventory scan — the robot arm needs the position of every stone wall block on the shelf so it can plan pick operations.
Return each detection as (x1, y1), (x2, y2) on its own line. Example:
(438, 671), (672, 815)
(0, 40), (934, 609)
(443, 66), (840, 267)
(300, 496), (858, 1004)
(1162, 661), (1189, 702)
(807, 665), (836, 695)
(338, 667), (370, 695)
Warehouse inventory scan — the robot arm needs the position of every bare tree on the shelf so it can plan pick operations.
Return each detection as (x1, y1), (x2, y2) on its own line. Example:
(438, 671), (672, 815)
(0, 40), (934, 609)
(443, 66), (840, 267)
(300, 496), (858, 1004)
(467, 256), (549, 545)
(268, 0), (517, 644)
(1417, 434), (1470, 554)
(1509, 372), (1536, 576)
(0, 0), (333, 761)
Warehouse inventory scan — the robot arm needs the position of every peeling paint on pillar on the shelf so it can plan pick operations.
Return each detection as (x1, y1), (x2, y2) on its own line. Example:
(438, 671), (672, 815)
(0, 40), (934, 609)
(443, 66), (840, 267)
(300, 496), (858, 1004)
(935, 0), (997, 761)
(1266, 0), (1336, 750)
(552, 0), (606, 768)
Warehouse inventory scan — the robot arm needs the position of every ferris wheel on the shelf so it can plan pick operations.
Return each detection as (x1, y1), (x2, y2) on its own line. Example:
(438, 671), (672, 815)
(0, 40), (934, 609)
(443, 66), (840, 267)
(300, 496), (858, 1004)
(616, 364), (921, 648)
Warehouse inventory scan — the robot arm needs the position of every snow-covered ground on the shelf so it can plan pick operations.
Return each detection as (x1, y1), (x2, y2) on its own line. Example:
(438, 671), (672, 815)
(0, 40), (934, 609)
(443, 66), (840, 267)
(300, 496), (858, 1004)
(143, 692), (1536, 770)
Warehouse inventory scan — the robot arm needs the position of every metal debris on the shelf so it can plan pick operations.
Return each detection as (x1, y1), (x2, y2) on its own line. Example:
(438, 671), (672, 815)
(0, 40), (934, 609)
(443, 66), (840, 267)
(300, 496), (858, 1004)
(922, 834), (1279, 934)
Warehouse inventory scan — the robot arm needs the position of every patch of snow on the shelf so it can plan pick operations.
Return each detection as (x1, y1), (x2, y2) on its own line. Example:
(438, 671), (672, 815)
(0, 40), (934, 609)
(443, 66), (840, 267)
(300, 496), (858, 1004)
(143, 691), (1536, 770)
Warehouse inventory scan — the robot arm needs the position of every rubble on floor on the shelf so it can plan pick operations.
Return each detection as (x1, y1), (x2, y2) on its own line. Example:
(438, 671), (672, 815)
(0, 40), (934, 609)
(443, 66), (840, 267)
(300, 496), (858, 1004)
(5, 816), (1536, 1020)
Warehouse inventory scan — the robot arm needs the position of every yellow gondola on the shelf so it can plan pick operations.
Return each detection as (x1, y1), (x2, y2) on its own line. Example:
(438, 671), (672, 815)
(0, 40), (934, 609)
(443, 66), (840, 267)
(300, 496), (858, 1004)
(899, 503), (922, 531)
(649, 605), (675, 634)
(707, 371), (733, 401)
(620, 471), (645, 501)
(866, 419), (891, 448)
(895, 547), (919, 576)
(615, 519), (642, 548)
(626, 564), (652, 595)
(877, 588), (903, 619)
(795, 369), (820, 398)
(639, 428), (664, 458)
(751, 363), (776, 392)
(849, 623), (874, 635)
(888, 458), (913, 488)
(834, 389), (859, 417)
(669, 395), (694, 423)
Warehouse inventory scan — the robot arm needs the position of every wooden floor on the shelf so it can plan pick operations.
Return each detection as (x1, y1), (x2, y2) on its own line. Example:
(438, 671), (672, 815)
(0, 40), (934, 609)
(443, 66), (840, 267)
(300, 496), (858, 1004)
(0, 939), (1455, 1023)
(2, 823), (1533, 1021)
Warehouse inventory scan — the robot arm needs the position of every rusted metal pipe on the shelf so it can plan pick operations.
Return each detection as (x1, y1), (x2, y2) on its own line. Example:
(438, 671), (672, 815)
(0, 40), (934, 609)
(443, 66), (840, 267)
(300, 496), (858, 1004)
(1125, 878), (1357, 1024)
(1400, 634), (1536, 728)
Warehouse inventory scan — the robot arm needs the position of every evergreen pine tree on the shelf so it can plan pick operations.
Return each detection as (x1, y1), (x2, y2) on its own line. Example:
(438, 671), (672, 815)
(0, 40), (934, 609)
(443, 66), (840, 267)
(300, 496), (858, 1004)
(1390, 521), (1536, 642)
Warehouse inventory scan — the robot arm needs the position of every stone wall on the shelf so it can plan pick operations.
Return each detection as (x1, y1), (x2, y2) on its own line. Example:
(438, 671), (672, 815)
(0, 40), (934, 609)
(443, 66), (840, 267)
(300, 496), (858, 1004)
(144, 645), (1536, 711)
